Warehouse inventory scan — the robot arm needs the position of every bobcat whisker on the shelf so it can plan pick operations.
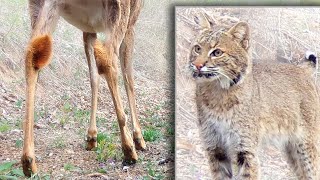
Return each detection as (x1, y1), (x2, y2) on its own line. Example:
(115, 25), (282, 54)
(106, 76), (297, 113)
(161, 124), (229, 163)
(206, 67), (219, 70)
(217, 70), (232, 81)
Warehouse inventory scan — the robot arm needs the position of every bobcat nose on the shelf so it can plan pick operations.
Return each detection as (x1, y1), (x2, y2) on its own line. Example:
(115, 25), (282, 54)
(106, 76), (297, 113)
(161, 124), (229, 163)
(192, 63), (203, 70)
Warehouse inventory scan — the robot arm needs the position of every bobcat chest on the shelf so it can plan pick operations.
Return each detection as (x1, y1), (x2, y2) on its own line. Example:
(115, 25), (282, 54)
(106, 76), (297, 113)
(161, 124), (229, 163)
(200, 116), (240, 150)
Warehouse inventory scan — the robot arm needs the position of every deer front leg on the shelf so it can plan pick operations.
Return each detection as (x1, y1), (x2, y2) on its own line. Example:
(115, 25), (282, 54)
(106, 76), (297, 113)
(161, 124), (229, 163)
(94, 41), (138, 164)
(23, 35), (53, 177)
(83, 32), (100, 150)
(22, 1), (59, 176)
(119, 28), (146, 150)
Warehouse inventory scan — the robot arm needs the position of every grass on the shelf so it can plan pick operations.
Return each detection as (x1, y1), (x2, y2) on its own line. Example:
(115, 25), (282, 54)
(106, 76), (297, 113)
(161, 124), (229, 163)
(143, 161), (165, 180)
(58, 101), (90, 127)
(138, 101), (175, 144)
(0, 161), (24, 179)
(143, 128), (162, 142)
(142, 103), (169, 128)
(96, 117), (107, 127)
(73, 109), (90, 125)
(64, 163), (78, 171)
(111, 120), (119, 131)
(59, 116), (68, 127)
(15, 139), (23, 148)
(15, 99), (23, 109)
(52, 136), (66, 149)
(14, 120), (22, 129)
(62, 102), (72, 113)
(96, 133), (121, 162)
(0, 122), (11, 133)
(166, 124), (174, 136)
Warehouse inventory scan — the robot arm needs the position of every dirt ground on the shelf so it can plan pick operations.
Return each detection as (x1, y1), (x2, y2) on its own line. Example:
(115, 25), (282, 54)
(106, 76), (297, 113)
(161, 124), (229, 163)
(175, 7), (320, 180)
(0, 0), (174, 179)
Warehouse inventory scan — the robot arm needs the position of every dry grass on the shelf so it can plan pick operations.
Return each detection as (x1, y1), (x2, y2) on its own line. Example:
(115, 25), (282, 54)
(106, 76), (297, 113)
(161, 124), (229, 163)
(0, 0), (174, 179)
(175, 7), (320, 180)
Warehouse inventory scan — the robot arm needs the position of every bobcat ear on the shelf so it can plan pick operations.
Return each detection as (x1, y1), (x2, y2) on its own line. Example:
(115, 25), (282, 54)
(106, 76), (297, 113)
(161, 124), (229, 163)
(194, 13), (216, 29)
(228, 22), (250, 50)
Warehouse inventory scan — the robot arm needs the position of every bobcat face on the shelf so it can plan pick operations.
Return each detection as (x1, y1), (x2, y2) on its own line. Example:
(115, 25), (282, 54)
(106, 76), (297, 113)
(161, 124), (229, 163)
(189, 15), (251, 88)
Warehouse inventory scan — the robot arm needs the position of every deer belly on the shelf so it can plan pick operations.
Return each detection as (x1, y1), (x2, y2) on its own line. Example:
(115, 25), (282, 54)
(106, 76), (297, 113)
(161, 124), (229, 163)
(59, 0), (107, 33)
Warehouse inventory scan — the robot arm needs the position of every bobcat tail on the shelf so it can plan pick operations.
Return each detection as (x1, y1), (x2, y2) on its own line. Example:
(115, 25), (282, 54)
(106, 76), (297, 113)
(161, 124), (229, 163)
(306, 50), (317, 65)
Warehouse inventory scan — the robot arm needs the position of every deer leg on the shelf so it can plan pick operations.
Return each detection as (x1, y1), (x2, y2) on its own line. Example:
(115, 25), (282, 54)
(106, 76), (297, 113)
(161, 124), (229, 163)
(119, 28), (146, 150)
(83, 32), (100, 150)
(93, 38), (138, 164)
(22, 1), (59, 177)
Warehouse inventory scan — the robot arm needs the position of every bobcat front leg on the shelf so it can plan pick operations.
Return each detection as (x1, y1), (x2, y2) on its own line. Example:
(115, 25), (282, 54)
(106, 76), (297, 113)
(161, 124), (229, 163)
(234, 134), (260, 180)
(200, 122), (233, 179)
(206, 147), (232, 180)
(22, 1), (59, 176)
(235, 149), (260, 179)
(286, 138), (319, 180)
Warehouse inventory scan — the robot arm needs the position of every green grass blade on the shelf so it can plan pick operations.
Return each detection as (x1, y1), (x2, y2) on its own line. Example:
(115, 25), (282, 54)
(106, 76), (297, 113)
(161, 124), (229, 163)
(0, 161), (16, 173)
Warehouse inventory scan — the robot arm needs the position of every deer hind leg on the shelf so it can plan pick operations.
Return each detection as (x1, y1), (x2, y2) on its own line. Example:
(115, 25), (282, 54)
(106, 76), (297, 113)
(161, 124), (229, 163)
(22, 0), (59, 177)
(83, 32), (100, 150)
(93, 39), (138, 164)
(119, 28), (146, 150)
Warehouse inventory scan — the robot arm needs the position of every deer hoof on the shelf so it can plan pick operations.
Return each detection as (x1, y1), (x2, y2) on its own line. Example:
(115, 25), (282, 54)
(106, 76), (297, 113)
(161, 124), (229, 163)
(21, 154), (37, 177)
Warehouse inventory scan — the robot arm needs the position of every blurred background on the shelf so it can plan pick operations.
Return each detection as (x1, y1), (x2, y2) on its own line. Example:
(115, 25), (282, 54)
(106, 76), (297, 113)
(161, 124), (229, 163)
(176, 7), (320, 180)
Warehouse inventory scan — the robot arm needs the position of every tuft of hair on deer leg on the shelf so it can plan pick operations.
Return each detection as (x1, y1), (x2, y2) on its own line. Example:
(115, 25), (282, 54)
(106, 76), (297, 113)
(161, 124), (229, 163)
(22, 0), (59, 176)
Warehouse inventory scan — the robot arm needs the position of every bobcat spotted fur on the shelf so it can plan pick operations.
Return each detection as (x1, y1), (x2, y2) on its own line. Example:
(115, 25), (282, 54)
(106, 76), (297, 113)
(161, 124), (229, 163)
(189, 13), (320, 179)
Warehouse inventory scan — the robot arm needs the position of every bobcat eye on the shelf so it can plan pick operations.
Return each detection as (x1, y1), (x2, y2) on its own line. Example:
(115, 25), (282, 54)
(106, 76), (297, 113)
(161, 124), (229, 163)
(210, 49), (223, 57)
(194, 45), (201, 54)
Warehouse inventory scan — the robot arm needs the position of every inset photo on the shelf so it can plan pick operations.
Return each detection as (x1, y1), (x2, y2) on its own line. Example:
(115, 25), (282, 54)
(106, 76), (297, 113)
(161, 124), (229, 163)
(176, 7), (320, 179)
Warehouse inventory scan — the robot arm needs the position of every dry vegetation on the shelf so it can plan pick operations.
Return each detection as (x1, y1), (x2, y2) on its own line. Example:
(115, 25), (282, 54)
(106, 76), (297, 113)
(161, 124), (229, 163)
(0, 0), (174, 179)
(176, 7), (320, 180)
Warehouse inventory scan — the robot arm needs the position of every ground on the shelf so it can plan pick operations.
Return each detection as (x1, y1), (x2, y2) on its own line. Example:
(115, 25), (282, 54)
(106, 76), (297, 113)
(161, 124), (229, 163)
(175, 7), (320, 179)
(0, 0), (174, 179)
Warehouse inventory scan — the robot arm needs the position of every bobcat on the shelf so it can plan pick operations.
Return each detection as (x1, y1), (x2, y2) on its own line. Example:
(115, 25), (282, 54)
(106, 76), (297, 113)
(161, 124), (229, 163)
(189, 13), (320, 180)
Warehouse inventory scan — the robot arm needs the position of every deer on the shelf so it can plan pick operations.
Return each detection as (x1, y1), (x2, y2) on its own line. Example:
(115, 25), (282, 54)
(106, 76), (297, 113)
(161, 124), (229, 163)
(22, 0), (145, 176)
